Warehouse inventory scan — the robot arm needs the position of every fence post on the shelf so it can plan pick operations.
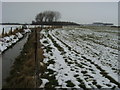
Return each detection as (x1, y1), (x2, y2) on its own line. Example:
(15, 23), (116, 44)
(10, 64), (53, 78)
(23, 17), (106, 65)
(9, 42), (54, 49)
(2, 28), (4, 37)
(11, 27), (12, 31)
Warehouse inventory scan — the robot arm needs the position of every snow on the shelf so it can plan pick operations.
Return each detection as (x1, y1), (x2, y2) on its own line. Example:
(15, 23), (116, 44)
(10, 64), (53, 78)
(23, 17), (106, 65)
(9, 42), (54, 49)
(16, 32), (23, 38)
(51, 28), (119, 77)
(40, 30), (81, 88)
(0, 25), (22, 34)
(0, 28), (31, 54)
(40, 27), (119, 88)
(40, 78), (49, 88)
(24, 29), (31, 33)
(0, 25), (35, 34)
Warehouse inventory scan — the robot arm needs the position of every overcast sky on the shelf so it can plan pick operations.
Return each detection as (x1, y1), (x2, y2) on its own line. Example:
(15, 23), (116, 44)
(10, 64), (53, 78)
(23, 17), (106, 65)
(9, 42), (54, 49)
(2, 2), (118, 25)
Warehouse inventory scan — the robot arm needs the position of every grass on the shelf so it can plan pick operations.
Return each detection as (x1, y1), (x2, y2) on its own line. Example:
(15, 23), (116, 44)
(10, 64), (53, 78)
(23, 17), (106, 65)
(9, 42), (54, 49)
(39, 31), (61, 88)
(106, 84), (111, 87)
(74, 74), (79, 77)
(76, 78), (89, 89)
(79, 25), (118, 31)
(79, 83), (87, 89)
(52, 34), (72, 51)
(70, 69), (74, 71)
(96, 84), (102, 89)
(3, 29), (35, 88)
(81, 71), (87, 74)
(40, 68), (59, 88)
(66, 80), (75, 87)
(3, 27), (45, 88)
(92, 80), (97, 85)
(43, 40), (49, 44)
(76, 63), (84, 68)
(48, 34), (64, 52)
(44, 46), (52, 53)
(81, 56), (120, 87)
(64, 73), (68, 76)
(45, 79), (58, 88)
(68, 61), (73, 65)
(47, 59), (55, 64)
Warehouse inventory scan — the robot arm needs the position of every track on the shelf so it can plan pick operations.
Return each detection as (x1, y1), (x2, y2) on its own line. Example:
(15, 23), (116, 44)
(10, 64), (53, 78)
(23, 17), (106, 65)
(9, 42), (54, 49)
(39, 28), (120, 89)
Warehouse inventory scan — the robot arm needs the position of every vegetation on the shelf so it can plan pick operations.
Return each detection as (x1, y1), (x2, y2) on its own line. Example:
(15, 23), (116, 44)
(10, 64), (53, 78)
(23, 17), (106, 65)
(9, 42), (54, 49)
(35, 11), (61, 23)
(3, 27), (45, 88)
(66, 80), (75, 87)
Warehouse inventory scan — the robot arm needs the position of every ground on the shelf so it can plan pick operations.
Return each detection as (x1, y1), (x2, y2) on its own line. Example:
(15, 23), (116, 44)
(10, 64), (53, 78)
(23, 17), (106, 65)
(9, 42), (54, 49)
(2, 26), (120, 89)
(0, 29), (31, 53)
(39, 26), (120, 89)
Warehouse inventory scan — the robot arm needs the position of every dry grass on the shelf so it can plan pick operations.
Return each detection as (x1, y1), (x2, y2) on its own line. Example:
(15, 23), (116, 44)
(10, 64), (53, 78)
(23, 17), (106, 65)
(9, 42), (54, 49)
(3, 26), (64, 88)
(3, 27), (46, 88)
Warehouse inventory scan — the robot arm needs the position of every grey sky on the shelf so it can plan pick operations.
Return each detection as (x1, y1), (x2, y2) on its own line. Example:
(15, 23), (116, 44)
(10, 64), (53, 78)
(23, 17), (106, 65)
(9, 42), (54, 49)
(2, 2), (118, 25)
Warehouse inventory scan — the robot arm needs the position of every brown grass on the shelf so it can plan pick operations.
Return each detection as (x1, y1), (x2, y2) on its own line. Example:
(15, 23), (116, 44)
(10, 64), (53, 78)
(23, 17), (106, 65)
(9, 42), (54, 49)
(3, 27), (45, 88)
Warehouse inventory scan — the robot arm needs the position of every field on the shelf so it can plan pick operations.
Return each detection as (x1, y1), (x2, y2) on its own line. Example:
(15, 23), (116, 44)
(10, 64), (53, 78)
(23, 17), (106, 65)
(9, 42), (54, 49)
(39, 26), (119, 88)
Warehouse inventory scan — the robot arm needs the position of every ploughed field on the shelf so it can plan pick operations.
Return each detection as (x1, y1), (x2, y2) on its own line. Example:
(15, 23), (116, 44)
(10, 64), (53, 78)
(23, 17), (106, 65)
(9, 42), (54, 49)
(39, 26), (119, 88)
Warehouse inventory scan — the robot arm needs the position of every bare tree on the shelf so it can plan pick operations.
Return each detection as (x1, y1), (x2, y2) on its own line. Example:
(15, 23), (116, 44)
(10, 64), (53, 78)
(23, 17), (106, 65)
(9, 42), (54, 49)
(35, 11), (61, 23)
(35, 12), (44, 22)
(54, 11), (61, 21)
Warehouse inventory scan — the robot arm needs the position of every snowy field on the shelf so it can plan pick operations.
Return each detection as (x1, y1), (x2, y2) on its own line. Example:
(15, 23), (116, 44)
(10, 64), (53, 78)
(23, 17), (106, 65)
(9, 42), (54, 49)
(40, 26), (119, 89)
(0, 29), (31, 54)
(0, 25), (22, 34)
(0, 25), (38, 34)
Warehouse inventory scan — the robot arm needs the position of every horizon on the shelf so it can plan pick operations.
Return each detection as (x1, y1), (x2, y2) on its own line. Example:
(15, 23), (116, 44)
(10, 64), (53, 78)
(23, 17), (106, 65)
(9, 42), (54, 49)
(2, 2), (118, 26)
(0, 21), (116, 26)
